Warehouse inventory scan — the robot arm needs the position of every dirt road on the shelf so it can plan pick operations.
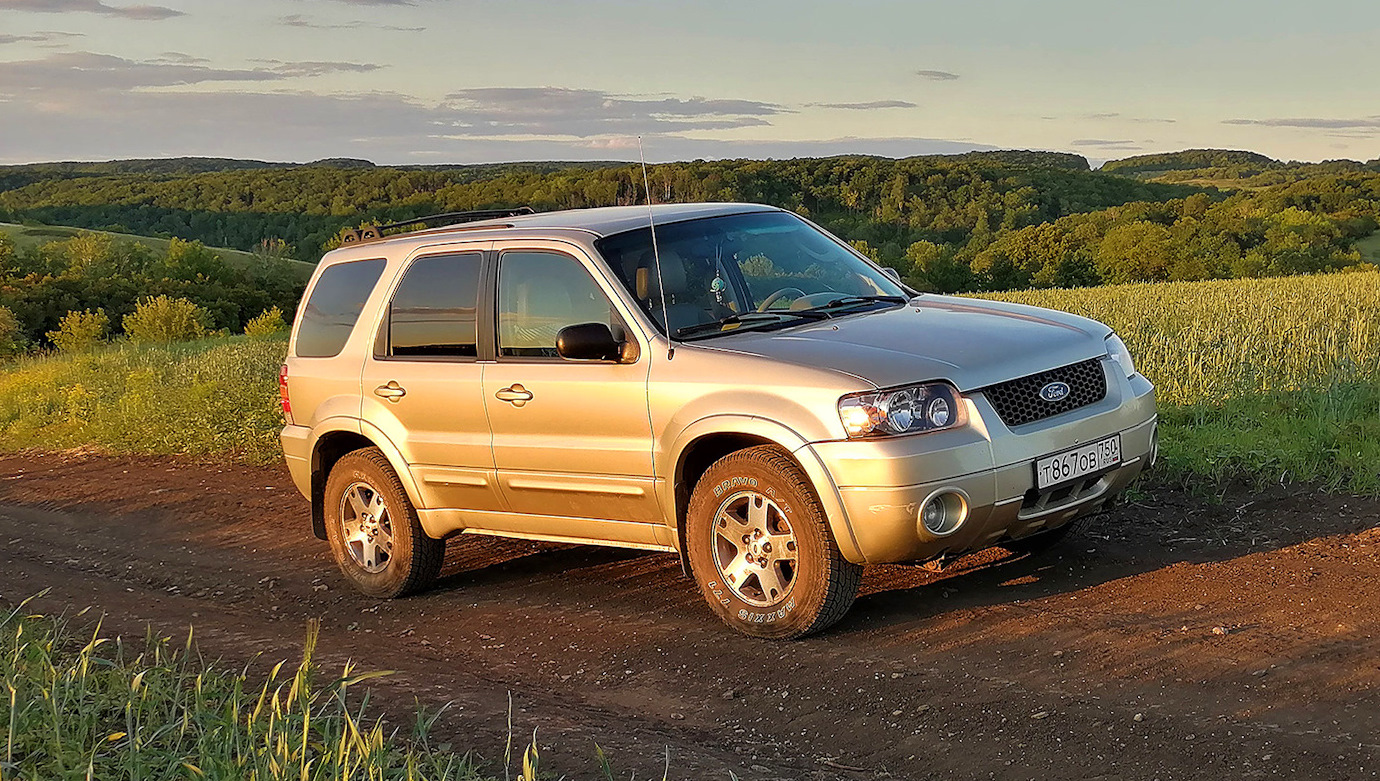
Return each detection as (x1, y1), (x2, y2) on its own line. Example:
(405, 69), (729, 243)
(1, 451), (1378, 780)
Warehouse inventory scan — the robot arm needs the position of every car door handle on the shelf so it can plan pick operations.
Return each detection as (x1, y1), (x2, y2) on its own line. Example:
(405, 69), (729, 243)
(495, 384), (533, 407)
(374, 381), (406, 402)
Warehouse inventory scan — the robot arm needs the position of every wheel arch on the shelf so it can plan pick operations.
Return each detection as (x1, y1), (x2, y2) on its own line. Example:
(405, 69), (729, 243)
(667, 416), (863, 574)
(309, 421), (423, 541)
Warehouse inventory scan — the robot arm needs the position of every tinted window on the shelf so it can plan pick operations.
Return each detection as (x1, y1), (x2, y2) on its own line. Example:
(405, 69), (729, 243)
(498, 251), (617, 358)
(295, 259), (386, 358)
(595, 211), (905, 337)
(388, 252), (482, 357)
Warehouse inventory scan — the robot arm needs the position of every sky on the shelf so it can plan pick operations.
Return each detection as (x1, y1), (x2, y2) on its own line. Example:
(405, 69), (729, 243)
(1, 0), (1378, 166)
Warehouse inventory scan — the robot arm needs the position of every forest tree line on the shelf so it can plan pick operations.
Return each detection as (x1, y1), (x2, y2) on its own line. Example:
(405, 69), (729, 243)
(0, 231), (302, 349)
(0, 150), (1376, 306)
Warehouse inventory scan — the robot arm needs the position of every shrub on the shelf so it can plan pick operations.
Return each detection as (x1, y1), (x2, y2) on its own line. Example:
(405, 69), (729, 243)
(46, 309), (108, 352)
(244, 305), (287, 339)
(0, 305), (23, 357)
(122, 295), (207, 343)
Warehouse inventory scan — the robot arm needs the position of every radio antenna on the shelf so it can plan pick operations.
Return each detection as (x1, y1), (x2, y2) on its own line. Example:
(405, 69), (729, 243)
(638, 136), (673, 359)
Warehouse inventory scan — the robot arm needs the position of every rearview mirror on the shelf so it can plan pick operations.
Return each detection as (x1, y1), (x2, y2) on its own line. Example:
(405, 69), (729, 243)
(882, 266), (901, 282)
(556, 322), (621, 361)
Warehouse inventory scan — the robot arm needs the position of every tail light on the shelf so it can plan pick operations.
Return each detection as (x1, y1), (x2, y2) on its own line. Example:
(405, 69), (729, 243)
(279, 364), (294, 424)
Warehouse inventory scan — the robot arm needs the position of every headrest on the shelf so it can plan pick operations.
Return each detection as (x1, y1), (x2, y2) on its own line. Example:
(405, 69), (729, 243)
(635, 249), (689, 299)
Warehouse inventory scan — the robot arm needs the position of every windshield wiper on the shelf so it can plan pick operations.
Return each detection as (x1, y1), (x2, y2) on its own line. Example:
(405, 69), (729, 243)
(795, 294), (910, 313)
(675, 310), (830, 339)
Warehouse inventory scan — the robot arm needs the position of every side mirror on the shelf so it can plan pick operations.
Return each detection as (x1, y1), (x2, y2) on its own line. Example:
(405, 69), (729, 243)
(556, 322), (621, 361)
(882, 266), (902, 282)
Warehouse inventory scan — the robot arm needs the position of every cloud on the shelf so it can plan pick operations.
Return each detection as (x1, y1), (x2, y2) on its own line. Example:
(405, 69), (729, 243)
(0, 87), (999, 164)
(1085, 112), (1176, 124)
(440, 87), (788, 136)
(1045, 112), (1176, 124)
(1224, 116), (1380, 130)
(0, 51), (383, 92)
(251, 58), (384, 77)
(915, 70), (960, 81)
(811, 100), (917, 110)
(148, 51), (208, 64)
(278, 13), (423, 32)
(0, 0), (184, 20)
(0, 58), (996, 165)
(1070, 138), (1143, 150)
(0, 30), (82, 44)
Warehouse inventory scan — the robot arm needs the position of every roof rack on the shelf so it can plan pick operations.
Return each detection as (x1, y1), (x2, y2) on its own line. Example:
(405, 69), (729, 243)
(339, 207), (536, 245)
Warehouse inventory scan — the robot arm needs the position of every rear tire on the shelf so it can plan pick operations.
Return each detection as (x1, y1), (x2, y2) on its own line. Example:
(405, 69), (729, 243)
(686, 446), (861, 639)
(323, 447), (443, 598)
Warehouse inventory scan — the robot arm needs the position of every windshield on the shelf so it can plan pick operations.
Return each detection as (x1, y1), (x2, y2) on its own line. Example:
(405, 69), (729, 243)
(595, 210), (909, 339)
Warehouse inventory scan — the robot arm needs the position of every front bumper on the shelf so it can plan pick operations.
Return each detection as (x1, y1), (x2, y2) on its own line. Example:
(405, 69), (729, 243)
(801, 362), (1156, 564)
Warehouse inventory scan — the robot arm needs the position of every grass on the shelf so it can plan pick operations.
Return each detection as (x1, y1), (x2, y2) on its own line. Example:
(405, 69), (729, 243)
(0, 598), (541, 780)
(0, 221), (315, 277)
(0, 336), (287, 464)
(1, 271), (1379, 491)
(978, 271), (1380, 492)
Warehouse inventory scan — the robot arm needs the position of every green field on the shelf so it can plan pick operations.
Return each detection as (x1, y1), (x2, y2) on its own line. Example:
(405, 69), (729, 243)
(1358, 231), (1380, 264)
(979, 272), (1380, 491)
(1, 271), (1378, 491)
(0, 221), (315, 277)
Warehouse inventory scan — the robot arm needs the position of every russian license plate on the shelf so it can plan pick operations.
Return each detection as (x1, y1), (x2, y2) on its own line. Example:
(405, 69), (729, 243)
(1035, 435), (1121, 490)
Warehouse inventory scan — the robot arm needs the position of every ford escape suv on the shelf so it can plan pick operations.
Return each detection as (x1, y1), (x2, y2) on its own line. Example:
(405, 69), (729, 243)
(280, 203), (1157, 639)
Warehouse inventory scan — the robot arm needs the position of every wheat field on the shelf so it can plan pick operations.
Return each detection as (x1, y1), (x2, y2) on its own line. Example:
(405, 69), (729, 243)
(978, 271), (1380, 406)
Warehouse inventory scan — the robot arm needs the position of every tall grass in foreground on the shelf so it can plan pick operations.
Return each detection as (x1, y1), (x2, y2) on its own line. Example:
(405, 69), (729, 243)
(0, 337), (285, 463)
(0, 601), (551, 780)
(978, 271), (1380, 491)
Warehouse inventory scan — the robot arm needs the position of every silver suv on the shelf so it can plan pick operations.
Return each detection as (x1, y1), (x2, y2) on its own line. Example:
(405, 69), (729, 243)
(280, 203), (1156, 639)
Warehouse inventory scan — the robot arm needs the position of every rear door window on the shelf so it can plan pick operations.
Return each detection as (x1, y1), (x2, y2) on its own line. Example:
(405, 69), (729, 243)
(386, 252), (483, 358)
(295, 258), (386, 358)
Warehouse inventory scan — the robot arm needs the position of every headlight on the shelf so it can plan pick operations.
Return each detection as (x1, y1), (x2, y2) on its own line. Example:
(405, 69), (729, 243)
(1105, 334), (1136, 378)
(838, 383), (964, 438)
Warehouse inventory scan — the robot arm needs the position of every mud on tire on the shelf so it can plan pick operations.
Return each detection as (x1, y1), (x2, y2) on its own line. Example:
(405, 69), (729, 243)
(323, 447), (443, 598)
(686, 445), (862, 639)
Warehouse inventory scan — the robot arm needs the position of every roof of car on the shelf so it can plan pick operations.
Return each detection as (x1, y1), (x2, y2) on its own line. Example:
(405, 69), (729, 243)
(406, 202), (780, 240)
(317, 202), (786, 266)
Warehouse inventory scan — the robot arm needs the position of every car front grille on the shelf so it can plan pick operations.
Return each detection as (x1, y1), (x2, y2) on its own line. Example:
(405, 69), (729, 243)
(980, 358), (1107, 428)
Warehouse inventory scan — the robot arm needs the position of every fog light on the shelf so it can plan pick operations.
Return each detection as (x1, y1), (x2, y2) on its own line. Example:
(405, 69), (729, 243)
(918, 491), (968, 536)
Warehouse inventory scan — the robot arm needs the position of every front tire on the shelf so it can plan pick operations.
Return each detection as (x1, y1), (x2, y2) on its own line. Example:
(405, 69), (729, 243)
(323, 448), (443, 598)
(686, 446), (861, 639)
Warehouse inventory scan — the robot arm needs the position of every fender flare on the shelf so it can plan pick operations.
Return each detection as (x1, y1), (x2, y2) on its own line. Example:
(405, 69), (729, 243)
(661, 415), (865, 567)
(355, 419), (427, 513)
(307, 418), (429, 540)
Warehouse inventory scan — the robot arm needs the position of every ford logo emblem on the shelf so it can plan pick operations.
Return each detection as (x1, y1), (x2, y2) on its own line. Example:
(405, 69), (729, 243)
(1039, 381), (1071, 402)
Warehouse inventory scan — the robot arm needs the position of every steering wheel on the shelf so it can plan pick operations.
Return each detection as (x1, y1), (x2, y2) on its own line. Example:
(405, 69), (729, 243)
(757, 286), (807, 312)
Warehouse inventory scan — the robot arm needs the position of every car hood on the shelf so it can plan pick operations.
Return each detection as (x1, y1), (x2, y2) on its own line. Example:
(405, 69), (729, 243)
(702, 295), (1112, 391)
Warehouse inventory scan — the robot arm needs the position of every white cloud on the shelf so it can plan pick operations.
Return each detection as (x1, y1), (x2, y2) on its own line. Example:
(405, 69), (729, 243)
(811, 101), (918, 110)
(0, 0), (182, 20)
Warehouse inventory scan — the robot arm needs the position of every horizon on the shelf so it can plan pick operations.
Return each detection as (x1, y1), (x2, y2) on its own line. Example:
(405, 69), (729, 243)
(1, 0), (1378, 166)
(4, 146), (1376, 172)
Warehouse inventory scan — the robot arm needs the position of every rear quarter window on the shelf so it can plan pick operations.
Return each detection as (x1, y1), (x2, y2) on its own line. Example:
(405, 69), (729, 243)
(295, 258), (386, 358)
